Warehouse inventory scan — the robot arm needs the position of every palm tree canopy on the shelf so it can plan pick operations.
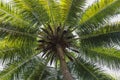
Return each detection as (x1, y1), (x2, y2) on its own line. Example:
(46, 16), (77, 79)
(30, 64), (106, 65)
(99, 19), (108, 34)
(0, 0), (120, 80)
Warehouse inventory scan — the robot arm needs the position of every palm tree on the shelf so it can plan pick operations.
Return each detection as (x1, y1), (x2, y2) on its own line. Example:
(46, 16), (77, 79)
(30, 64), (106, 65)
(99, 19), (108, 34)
(0, 0), (120, 80)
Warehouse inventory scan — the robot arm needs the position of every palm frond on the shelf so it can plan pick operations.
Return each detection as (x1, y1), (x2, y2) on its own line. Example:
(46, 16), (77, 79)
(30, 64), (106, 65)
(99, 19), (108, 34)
(26, 58), (52, 80)
(0, 1), (38, 38)
(79, 22), (120, 47)
(0, 23), (37, 39)
(0, 52), (42, 80)
(80, 22), (120, 39)
(81, 32), (120, 47)
(80, 47), (120, 69)
(12, 0), (42, 24)
(0, 35), (37, 63)
(60, 0), (86, 26)
(0, 1), (31, 28)
(79, 0), (120, 30)
(39, 0), (61, 25)
(70, 58), (115, 80)
(0, 0), (120, 80)
(12, 0), (49, 25)
(60, 0), (72, 25)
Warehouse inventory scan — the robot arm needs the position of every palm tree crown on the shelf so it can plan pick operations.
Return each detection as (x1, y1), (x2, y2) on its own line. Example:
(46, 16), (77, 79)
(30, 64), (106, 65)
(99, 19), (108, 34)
(0, 0), (120, 80)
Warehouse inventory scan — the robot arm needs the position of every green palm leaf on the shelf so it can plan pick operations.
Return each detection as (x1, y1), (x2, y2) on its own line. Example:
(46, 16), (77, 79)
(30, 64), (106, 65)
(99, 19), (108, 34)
(80, 0), (120, 28)
(80, 47), (120, 69)
(0, 1), (31, 27)
(80, 22), (120, 47)
(70, 58), (115, 80)
(13, 0), (50, 25)
(60, 0), (85, 26)
(0, 53), (41, 80)
(81, 22), (120, 39)
(0, 0), (120, 80)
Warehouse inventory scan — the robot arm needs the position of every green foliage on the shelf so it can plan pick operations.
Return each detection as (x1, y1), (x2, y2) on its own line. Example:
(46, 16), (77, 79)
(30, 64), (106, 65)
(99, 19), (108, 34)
(0, 0), (120, 80)
(80, 22), (120, 47)
(80, 0), (120, 27)
(60, 0), (85, 26)
(70, 58), (115, 80)
(80, 47), (120, 69)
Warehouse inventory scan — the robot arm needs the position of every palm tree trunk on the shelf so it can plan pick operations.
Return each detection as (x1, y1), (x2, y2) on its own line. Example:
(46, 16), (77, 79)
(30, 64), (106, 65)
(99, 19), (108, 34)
(56, 44), (74, 80)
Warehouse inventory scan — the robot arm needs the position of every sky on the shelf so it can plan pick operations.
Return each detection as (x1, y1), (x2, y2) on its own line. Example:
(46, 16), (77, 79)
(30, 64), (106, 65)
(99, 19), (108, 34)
(1, 0), (120, 79)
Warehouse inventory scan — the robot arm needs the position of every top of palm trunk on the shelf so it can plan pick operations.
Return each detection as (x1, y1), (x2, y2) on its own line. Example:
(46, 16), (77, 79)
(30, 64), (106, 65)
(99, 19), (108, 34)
(37, 24), (75, 64)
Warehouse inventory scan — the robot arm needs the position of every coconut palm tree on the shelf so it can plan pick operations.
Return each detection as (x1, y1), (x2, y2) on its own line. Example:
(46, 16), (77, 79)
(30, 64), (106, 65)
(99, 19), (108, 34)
(0, 0), (120, 80)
